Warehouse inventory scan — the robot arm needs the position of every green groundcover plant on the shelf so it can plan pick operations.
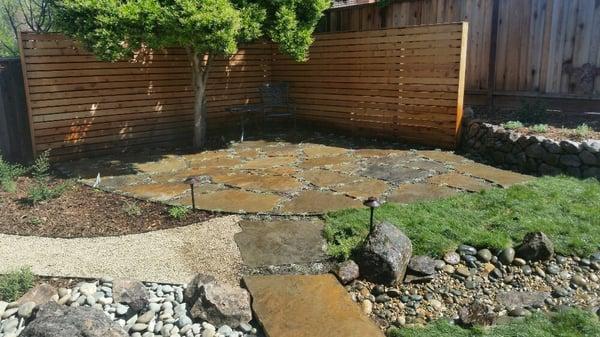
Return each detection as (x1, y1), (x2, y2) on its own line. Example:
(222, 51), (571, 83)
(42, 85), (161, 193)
(0, 267), (34, 302)
(54, 0), (330, 148)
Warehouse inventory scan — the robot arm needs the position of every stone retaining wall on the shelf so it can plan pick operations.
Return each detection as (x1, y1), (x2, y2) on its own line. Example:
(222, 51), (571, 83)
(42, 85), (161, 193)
(461, 120), (600, 178)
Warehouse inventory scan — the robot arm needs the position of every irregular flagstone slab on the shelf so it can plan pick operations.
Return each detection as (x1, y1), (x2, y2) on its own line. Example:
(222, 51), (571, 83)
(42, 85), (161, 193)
(120, 183), (189, 201)
(298, 169), (358, 187)
(173, 184), (225, 204)
(363, 165), (431, 183)
(262, 145), (299, 157)
(244, 274), (384, 337)
(428, 172), (492, 192)
(418, 150), (470, 165)
(235, 220), (327, 267)
(233, 148), (262, 159)
(176, 189), (281, 213)
(388, 183), (461, 204)
(257, 166), (298, 176)
(332, 179), (389, 200)
(239, 156), (296, 170)
(354, 149), (411, 158)
(182, 151), (229, 164)
(153, 166), (227, 183)
(212, 173), (303, 193)
(280, 190), (362, 214)
(404, 159), (450, 173)
(302, 145), (349, 158)
(231, 140), (272, 150)
(328, 161), (362, 174)
(299, 155), (352, 169)
(189, 156), (243, 169)
(452, 163), (533, 187)
(134, 156), (188, 174)
(84, 174), (146, 190)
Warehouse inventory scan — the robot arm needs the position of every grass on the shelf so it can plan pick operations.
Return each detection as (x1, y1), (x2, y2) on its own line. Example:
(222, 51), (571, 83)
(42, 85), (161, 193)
(530, 124), (548, 133)
(574, 123), (592, 138)
(324, 176), (600, 259)
(388, 309), (600, 337)
(0, 267), (35, 302)
(502, 121), (524, 130)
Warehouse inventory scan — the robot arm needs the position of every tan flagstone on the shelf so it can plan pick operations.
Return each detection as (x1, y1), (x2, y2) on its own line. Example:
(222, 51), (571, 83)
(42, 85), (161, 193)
(302, 145), (349, 158)
(405, 159), (450, 172)
(428, 172), (492, 192)
(182, 150), (228, 163)
(176, 189), (281, 213)
(262, 144), (299, 157)
(239, 156), (297, 169)
(332, 179), (389, 200)
(418, 150), (469, 165)
(244, 274), (384, 337)
(189, 156), (243, 168)
(388, 183), (461, 204)
(134, 155), (188, 174)
(211, 173), (303, 192)
(280, 190), (362, 214)
(258, 166), (298, 176)
(354, 149), (412, 158)
(120, 183), (189, 201)
(452, 163), (533, 187)
(298, 169), (358, 187)
(298, 155), (352, 169)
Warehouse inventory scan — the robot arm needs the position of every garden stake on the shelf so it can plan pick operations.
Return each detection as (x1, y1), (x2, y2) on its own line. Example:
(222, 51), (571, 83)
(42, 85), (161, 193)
(363, 197), (381, 235)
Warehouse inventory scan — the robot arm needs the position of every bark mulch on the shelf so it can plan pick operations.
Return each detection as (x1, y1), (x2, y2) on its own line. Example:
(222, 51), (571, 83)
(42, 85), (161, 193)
(0, 176), (216, 238)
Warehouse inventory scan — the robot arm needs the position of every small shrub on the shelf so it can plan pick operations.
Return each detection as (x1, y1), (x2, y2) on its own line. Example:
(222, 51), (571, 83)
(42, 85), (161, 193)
(0, 154), (27, 192)
(502, 121), (524, 130)
(168, 205), (190, 220)
(574, 124), (592, 138)
(123, 201), (142, 217)
(530, 124), (549, 133)
(0, 267), (34, 302)
(26, 150), (70, 205)
(516, 99), (547, 124)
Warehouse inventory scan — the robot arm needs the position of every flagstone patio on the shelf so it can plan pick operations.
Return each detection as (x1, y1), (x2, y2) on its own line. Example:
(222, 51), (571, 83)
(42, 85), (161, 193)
(58, 136), (532, 215)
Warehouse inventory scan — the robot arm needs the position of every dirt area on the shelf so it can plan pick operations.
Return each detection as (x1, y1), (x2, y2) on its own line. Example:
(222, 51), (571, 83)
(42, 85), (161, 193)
(0, 176), (215, 238)
(475, 109), (600, 141)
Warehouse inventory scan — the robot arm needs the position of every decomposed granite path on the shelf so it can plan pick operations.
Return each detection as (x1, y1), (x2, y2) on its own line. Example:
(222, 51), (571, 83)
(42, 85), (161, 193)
(0, 216), (244, 286)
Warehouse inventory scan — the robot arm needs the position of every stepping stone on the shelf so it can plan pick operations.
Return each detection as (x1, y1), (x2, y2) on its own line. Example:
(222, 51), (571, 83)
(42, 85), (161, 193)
(388, 183), (461, 204)
(120, 183), (189, 201)
(332, 179), (389, 200)
(428, 172), (492, 192)
(263, 145), (299, 157)
(418, 150), (469, 165)
(177, 189), (281, 213)
(212, 173), (303, 193)
(299, 169), (358, 188)
(154, 166), (226, 183)
(235, 220), (327, 267)
(299, 155), (352, 169)
(134, 155), (188, 173)
(182, 150), (229, 164)
(405, 159), (450, 173)
(240, 156), (296, 170)
(363, 165), (431, 183)
(189, 156), (243, 168)
(244, 274), (384, 337)
(354, 149), (411, 158)
(281, 191), (362, 214)
(452, 163), (533, 187)
(302, 145), (348, 158)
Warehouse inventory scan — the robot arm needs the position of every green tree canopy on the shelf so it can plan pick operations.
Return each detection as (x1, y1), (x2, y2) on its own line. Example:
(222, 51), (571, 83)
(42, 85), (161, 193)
(54, 0), (330, 147)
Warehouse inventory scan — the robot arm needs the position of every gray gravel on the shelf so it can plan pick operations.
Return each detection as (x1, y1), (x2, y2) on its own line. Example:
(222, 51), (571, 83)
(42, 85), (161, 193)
(0, 216), (244, 286)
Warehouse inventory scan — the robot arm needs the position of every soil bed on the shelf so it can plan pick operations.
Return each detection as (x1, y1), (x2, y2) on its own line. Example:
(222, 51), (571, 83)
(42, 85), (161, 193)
(0, 176), (215, 238)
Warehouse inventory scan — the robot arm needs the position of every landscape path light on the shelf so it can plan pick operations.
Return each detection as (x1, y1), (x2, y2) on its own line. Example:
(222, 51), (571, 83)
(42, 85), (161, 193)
(363, 196), (381, 235)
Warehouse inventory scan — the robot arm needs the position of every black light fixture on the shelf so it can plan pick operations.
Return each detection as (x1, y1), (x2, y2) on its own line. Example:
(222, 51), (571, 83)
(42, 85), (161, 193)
(363, 196), (381, 235)
(184, 176), (201, 210)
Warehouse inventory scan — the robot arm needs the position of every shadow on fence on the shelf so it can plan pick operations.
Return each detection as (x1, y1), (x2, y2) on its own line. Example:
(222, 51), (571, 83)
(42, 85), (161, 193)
(0, 58), (32, 163)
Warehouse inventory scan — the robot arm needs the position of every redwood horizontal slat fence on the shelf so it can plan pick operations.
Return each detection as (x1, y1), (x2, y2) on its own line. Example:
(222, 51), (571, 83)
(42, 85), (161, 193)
(19, 22), (467, 160)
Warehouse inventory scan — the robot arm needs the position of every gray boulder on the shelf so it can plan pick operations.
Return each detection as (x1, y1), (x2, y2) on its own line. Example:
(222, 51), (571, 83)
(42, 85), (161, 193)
(459, 302), (496, 326)
(20, 302), (128, 337)
(358, 222), (412, 285)
(333, 260), (360, 285)
(112, 279), (149, 312)
(516, 232), (554, 261)
(496, 291), (550, 310)
(407, 255), (436, 276)
(185, 273), (252, 327)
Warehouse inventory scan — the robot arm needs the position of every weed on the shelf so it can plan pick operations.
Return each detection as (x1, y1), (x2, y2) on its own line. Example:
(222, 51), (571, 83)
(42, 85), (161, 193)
(0, 267), (34, 302)
(574, 123), (592, 138)
(0, 154), (27, 192)
(530, 124), (548, 133)
(502, 121), (523, 130)
(26, 150), (70, 205)
(123, 201), (142, 217)
(168, 205), (190, 220)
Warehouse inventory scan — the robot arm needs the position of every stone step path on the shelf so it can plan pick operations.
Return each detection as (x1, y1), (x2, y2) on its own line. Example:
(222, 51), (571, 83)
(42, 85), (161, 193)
(244, 274), (385, 337)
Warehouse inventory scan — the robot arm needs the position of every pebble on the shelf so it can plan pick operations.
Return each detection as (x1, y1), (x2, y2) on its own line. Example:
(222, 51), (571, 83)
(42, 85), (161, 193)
(443, 252), (461, 265)
(499, 248), (515, 265)
(361, 300), (373, 315)
(458, 245), (477, 256)
(513, 258), (526, 266)
(17, 302), (36, 318)
(477, 249), (493, 262)
(79, 283), (97, 296)
(2, 308), (18, 319)
(455, 265), (471, 277)
(508, 308), (530, 317)
(137, 310), (155, 324)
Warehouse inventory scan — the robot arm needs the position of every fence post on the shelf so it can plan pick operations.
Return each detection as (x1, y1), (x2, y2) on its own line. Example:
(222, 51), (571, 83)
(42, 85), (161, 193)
(486, 0), (500, 112)
(17, 30), (37, 159)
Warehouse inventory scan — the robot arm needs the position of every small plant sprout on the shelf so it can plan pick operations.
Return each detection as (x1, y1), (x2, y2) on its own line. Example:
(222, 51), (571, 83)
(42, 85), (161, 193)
(169, 205), (190, 220)
(123, 201), (142, 217)
(574, 124), (592, 138)
(531, 124), (549, 133)
(502, 121), (524, 130)
(26, 150), (71, 205)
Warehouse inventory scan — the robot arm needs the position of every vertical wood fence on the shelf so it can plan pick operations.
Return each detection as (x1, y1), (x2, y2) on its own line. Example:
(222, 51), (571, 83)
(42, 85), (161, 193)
(0, 58), (32, 163)
(19, 22), (467, 160)
(322, 0), (600, 110)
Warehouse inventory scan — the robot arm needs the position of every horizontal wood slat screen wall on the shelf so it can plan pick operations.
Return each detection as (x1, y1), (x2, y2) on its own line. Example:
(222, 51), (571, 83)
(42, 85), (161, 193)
(19, 31), (271, 160)
(20, 22), (466, 160)
(273, 22), (467, 148)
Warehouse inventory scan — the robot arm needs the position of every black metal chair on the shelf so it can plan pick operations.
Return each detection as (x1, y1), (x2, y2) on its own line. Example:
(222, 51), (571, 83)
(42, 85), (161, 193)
(226, 82), (296, 141)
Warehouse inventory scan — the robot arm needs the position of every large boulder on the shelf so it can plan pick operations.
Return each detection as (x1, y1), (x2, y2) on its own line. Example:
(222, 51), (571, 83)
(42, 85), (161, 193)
(184, 273), (252, 328)
(459, 302), (497, 326)
(112, 279), (149, 312)
(17, 284), (58, 306)
(20, 302), (128, 337)
(358, 222), (412, 285)
(516, 232), (554, 261)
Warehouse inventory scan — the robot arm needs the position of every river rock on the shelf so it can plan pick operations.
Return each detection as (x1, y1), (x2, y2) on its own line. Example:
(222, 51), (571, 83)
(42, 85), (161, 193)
(516, 232), (554, 261)
(443, 252), (461, 265)
(358, 222), (412, 285)
(459, 302), (496, 326)
(333, 260), (360, 284)
(499, 248), (515, 265)
(408, 255), (436, 276)
(20, 302), (128, 337)
(17, 284), (58, 307)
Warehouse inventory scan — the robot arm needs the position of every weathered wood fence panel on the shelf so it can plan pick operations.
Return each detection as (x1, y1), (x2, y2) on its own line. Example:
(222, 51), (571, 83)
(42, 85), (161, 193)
(273, 22), (468, 148)
(0, 58), (32, 163)
(19, 32), (271, 160)
(322, 0), (600, 108)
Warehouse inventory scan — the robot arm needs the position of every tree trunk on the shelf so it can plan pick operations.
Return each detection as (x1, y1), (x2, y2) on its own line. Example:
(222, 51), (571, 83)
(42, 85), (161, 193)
(188, 49), (211, 149)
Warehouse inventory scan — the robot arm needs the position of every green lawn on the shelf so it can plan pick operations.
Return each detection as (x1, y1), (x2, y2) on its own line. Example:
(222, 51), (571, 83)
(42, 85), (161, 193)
(388, 309), (600, 337)
(324, 176), (600, 259)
